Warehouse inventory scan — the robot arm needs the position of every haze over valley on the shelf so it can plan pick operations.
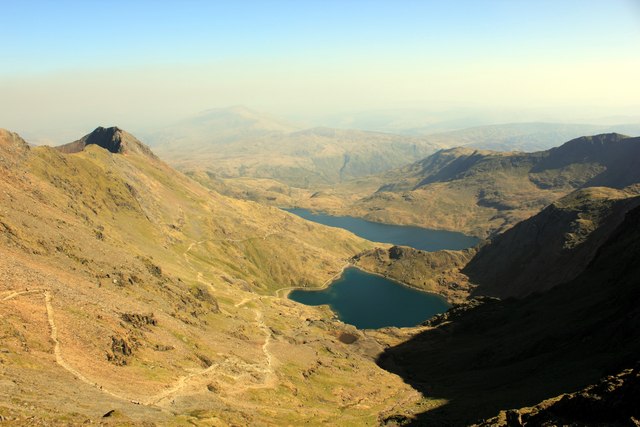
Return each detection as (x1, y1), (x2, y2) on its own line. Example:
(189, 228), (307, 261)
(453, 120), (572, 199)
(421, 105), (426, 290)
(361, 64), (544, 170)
(2, 1), (640, 425)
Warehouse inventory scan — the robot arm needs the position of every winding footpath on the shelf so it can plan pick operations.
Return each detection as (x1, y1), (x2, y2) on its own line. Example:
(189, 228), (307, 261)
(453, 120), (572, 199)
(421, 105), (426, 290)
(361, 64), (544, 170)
(145, 295), (277, 404)
(0, 236), (281, 409)
(1, 289), (140, 404)
(139, 240), (279, 404)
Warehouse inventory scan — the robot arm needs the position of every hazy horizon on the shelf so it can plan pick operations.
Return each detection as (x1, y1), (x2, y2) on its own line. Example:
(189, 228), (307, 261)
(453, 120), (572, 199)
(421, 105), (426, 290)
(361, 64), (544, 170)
(2, 0), (639, 143)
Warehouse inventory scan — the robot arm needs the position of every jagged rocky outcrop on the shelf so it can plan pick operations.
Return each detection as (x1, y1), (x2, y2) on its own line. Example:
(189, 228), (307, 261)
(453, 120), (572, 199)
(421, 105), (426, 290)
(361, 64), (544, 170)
(56, 126), (158, 159)
(0, 128), (30, 169)
(422, 296), (500, 327)
(120, 312), (157, 329)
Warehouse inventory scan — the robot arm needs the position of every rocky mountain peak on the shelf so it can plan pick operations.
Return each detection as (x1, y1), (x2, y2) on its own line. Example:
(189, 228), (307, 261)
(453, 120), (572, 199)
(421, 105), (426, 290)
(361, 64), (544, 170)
(83, 126), (125, 153)
(55, 126), (158, 159)
(0, 128), (31, 169)
(0, 128), (30, 151)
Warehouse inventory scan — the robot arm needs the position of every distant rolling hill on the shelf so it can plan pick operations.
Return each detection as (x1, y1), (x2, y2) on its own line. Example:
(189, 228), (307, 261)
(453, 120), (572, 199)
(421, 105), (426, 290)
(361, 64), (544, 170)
(147, 105), (297, 148)
(147, 110), (639, 239)
(418, 122), (607, 152)
(146, 106), (448, 187)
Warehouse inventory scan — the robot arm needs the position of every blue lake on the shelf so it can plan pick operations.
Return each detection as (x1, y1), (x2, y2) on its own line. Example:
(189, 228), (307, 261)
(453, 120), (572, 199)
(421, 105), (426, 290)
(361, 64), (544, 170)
(289, 267), (451, 329)
(284, 208), (479, 251)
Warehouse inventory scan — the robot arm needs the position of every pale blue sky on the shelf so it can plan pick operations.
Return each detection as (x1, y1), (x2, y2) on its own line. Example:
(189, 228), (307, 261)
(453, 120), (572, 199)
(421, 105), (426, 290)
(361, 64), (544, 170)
(1, 0), (639, 141)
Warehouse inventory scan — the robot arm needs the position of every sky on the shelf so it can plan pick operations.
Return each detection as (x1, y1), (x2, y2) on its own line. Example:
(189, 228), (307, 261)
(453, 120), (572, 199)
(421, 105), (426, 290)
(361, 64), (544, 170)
(1, 0), (639, 142)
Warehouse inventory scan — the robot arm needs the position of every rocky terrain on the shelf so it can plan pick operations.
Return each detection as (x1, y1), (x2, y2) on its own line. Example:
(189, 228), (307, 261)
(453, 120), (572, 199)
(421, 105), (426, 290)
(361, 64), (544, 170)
(465, 186), (640, 298)
(476, 363), (640, 427)
(56, 126), (159, 158)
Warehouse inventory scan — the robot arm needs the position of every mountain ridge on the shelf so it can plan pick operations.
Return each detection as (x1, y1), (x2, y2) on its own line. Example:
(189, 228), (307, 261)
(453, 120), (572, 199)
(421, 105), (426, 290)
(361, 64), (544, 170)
(321, 132), (640, 237)
(2, 125), (640, 425)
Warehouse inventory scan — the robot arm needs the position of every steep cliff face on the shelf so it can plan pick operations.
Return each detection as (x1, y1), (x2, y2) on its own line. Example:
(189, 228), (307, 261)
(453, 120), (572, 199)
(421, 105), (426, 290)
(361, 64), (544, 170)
(465, 186), (640, 299)
(377, 202), (640, 425)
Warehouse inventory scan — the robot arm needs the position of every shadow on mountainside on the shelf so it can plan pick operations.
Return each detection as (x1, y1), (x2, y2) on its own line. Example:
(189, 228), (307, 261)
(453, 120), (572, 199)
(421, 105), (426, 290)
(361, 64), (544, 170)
(377, 205), (640, 426)
(463, 189), (640, 299)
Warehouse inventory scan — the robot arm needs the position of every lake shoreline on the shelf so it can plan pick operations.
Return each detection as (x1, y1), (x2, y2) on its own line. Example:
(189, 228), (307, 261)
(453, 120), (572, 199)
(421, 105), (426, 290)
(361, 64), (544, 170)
(352, 264), (455, 303)
(282, 207), (480, 251)
(283, 206), (486, 239)
(274, 261), (352, 299)
(289, 266), (451, 329)
(278, 262), (454, 305)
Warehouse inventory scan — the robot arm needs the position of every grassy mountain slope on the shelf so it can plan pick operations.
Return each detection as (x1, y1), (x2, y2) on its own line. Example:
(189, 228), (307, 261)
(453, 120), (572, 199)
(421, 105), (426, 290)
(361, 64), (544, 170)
(0, 127), (425, 425)
(352, 246), (477, 304)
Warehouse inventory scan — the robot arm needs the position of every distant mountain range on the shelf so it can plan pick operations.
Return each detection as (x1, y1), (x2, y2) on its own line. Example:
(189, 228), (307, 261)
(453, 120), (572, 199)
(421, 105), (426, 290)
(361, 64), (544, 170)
(314, 133), (640, 237)
(414, 122), (618, 151)
(147, 107), (446, 186)
(146, 107), (640, 189)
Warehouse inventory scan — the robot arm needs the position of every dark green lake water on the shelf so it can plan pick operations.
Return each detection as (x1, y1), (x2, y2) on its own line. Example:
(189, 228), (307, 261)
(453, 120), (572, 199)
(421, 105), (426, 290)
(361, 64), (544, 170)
(289, 267), (450, 329)
(284, 208), (479, 251)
